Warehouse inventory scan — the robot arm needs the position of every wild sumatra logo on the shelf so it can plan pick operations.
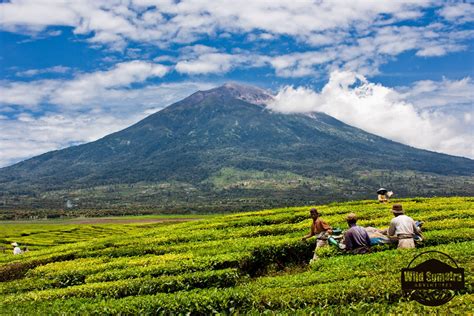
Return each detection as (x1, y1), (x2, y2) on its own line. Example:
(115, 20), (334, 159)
(401, 251), (465, 306)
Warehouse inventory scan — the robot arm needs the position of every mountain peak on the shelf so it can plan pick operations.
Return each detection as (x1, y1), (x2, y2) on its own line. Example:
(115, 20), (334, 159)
(204, 82), (274, 105)
(1, 82), (473, 212)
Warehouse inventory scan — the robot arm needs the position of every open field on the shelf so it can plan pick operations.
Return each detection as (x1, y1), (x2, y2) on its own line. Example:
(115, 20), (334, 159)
(0, 215), (207, 253)
(0, 197), (473, 314)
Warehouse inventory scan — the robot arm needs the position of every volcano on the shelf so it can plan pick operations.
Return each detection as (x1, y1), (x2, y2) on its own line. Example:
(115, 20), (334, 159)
(1, 83), (472, 213)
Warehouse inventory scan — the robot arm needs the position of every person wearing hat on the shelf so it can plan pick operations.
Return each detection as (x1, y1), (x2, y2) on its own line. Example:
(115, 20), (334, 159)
(342, 213), (371, 254)
(377, 188), (393, 203)
(387, 204), (421, 249)
(302, 208), (332, 262)
(11, 242), (22, 255)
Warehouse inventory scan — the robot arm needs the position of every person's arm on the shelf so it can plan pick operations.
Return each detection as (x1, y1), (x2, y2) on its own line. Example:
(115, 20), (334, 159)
(302, 224), (315, 240)
(388, 220), (396, 237)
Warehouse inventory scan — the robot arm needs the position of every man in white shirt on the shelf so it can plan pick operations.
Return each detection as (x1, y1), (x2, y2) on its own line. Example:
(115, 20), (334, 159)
(388, 204), (421, 249)
(11, 242), (22, 255)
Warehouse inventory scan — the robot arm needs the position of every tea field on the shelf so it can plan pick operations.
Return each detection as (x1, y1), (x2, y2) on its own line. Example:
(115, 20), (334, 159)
(0, 215), (205, 254)
(0, 197), (473, 314)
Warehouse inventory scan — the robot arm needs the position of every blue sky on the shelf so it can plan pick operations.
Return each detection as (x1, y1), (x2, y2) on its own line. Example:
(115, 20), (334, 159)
(0, 0), (473, 167)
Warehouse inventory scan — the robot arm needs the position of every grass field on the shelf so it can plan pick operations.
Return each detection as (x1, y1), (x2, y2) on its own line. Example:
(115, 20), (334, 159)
(0, 215), (207, 255)
(0, 197), (472, 314)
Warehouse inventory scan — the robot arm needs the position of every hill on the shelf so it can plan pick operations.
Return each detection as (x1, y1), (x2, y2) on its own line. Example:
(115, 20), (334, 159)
(1, 83), (473, 216)
(0, 197), (472, 314)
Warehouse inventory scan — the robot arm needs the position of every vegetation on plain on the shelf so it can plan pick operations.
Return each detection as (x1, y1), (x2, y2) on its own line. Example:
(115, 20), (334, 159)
(0, 197), (472, 314)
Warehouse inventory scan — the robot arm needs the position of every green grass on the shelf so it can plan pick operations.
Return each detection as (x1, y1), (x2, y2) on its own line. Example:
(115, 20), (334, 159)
(0, 215), (206, 253)
(0, 197), (473, 314)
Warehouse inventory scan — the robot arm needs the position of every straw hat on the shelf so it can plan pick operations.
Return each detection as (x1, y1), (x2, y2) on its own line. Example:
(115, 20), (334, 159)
(11, 242), (18, 247)
(392, 204), (404, 215)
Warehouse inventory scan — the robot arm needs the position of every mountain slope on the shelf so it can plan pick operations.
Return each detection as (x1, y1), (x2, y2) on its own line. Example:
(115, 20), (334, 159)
(0, 83), (473, 213)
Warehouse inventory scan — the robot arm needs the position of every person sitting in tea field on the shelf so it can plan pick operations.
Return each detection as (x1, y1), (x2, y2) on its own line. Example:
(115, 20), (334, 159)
(302, 208), (332, 262)
(342, 213), (371, 254)
(11, 242), (22, 255)
(388, 204), (421, 249)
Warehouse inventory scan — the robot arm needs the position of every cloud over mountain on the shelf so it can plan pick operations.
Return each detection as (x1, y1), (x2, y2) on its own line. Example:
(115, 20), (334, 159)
(268, 71), (474, 159)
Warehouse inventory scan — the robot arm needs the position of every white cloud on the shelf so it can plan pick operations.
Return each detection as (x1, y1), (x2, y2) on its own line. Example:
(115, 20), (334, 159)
(438, 2), (474, 23)
(15, 65), (71, 77)
(0, 112), (140, 168)
(269, 51), (336, 78)
(52, 61), (168, 106)
(268, 70), (474, 159)
(180, 45), (219, 56)
(0, 0), (461, 50)
(0, 80), (60, 108)
(1, 1), (472, 79)
(176, 29), (463, 78)
(176, 53), (236, 75)
(399, 77), (474, 110)
(266, 24), (473, 77)
(0, 1), (79, 33)
(0, 61), (169, 108)
(176, 52), (268, 75)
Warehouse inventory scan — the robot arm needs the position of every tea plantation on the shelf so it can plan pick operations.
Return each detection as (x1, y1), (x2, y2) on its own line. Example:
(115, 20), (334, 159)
(0, 197), (472, 314)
